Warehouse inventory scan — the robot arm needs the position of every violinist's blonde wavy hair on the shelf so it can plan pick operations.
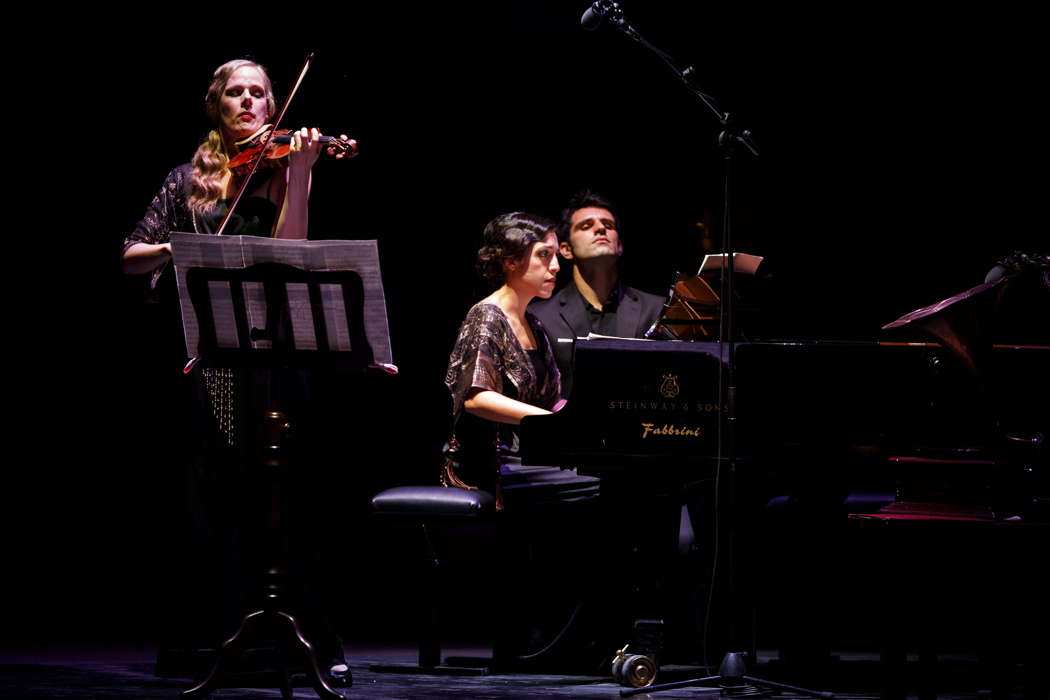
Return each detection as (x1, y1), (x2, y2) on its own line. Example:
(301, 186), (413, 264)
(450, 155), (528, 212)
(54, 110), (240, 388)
(189, 59), (276, 214)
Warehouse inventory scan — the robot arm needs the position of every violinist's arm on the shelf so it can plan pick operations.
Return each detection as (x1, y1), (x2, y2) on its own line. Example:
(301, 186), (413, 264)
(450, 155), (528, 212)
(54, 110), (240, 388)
(274, 127), (321, 240)
(464, 390), (553, 425)
(122, 242), (172, 274)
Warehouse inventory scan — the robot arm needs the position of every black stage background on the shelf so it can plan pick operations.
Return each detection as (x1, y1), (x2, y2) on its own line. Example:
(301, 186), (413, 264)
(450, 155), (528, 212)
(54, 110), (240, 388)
(10, 2), (1046, 652)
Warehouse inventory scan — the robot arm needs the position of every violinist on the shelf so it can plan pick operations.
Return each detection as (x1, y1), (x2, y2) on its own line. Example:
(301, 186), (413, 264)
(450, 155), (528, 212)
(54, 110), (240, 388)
(123, 58), (355, 275)
(123, 58), (353, 686)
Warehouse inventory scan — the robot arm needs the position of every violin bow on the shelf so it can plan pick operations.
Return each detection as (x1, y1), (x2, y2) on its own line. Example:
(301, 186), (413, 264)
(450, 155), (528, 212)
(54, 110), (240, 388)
(215, 51), (315, 237)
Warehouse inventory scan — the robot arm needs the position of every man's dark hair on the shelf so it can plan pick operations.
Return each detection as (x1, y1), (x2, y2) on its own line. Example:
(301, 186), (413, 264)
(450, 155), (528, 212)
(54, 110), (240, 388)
(556, 190), (620, 244)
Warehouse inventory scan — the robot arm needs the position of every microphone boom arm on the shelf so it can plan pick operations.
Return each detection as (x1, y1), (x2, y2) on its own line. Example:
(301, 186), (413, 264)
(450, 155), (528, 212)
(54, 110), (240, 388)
(581, 0), (758, 156)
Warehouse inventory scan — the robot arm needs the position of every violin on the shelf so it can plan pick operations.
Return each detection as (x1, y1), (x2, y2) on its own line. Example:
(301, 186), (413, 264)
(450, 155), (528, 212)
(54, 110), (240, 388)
(228, 125), (357, 171)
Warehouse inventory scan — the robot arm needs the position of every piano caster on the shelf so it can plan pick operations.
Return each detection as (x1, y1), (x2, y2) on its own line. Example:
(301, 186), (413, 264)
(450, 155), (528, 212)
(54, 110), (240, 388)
(611, 645), (658, 688)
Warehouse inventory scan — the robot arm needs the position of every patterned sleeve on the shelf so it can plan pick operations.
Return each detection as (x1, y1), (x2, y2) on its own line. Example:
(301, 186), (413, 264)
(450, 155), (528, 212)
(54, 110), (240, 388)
(124, 165), (192, 254)
(444, 304), (508, 422)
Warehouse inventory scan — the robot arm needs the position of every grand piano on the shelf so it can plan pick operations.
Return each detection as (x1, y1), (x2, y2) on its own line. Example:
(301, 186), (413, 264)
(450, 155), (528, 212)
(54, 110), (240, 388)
(517, 262), (1049, 684)
(521, 265), (1049, 513)
(522, 338), (1047, 482)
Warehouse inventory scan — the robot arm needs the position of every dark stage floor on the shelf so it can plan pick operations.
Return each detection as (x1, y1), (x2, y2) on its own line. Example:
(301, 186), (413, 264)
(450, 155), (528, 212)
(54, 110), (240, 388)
(0, 644), (1035, 699)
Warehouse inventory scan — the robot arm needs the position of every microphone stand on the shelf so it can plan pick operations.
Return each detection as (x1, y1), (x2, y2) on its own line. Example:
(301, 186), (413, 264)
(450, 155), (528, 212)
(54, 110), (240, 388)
(582, 3), (831, 697)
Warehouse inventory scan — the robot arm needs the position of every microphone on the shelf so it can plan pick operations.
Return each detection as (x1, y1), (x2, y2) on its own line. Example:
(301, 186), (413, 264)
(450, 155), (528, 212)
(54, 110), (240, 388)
(580, 2), (604, 31)
(580, 0), (622, 31)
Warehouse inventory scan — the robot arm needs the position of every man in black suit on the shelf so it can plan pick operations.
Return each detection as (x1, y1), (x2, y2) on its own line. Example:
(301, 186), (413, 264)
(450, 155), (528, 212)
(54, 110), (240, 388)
(530, 190), (665, 397)
(528, 192), (686, 668)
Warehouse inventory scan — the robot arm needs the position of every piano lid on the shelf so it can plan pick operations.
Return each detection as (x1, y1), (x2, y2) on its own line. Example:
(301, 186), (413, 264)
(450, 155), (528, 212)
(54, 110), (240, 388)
(882, 275), (1010, 381)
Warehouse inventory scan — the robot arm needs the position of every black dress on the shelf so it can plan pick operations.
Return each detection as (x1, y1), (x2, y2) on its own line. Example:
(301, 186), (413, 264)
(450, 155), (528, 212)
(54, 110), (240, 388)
(126, 164), (345, 676)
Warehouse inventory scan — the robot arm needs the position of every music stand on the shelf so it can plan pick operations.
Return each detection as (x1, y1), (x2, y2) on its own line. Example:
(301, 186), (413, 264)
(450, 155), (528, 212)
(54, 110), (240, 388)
(169, 233), (396, 700)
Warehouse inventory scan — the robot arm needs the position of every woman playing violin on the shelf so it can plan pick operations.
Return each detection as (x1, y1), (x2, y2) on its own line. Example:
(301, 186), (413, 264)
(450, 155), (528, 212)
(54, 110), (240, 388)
(123, 58), (356, 275)
(122, 58), (354, 686)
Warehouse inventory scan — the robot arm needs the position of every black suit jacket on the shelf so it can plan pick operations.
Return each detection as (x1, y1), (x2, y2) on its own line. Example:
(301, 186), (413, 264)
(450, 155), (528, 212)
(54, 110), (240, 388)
(529, 283), (666, 398)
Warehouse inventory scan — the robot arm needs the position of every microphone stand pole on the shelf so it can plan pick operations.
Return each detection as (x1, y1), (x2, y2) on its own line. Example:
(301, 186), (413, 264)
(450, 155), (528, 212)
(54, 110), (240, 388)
(582, 3), (831, 697)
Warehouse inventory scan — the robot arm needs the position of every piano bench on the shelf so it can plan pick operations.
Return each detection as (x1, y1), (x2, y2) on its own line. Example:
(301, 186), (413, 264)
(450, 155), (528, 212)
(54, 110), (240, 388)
(371, 485), (495, 519)
(368, 485), (497, 675)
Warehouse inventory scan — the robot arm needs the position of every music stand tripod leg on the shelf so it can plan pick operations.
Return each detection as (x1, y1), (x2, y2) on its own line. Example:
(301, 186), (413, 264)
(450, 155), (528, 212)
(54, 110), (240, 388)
(180, 610), (261, 699)
(275, 610), (346, 700)
(180, 609), (346, 699)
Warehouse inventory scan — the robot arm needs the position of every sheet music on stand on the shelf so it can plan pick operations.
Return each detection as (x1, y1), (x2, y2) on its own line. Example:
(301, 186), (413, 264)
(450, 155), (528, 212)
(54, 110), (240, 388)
(170, 232), (395, 372)
(697, 252), (764, 276)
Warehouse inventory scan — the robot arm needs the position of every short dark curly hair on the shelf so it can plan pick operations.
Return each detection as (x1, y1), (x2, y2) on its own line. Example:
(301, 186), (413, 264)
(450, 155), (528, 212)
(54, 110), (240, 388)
(556, 190), (620, 244)
(476, 212), (556, 287)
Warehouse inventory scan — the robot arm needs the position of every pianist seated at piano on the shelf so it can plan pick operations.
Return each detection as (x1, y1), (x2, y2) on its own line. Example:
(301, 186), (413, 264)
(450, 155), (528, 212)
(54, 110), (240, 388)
(444, 211), (600, 507)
